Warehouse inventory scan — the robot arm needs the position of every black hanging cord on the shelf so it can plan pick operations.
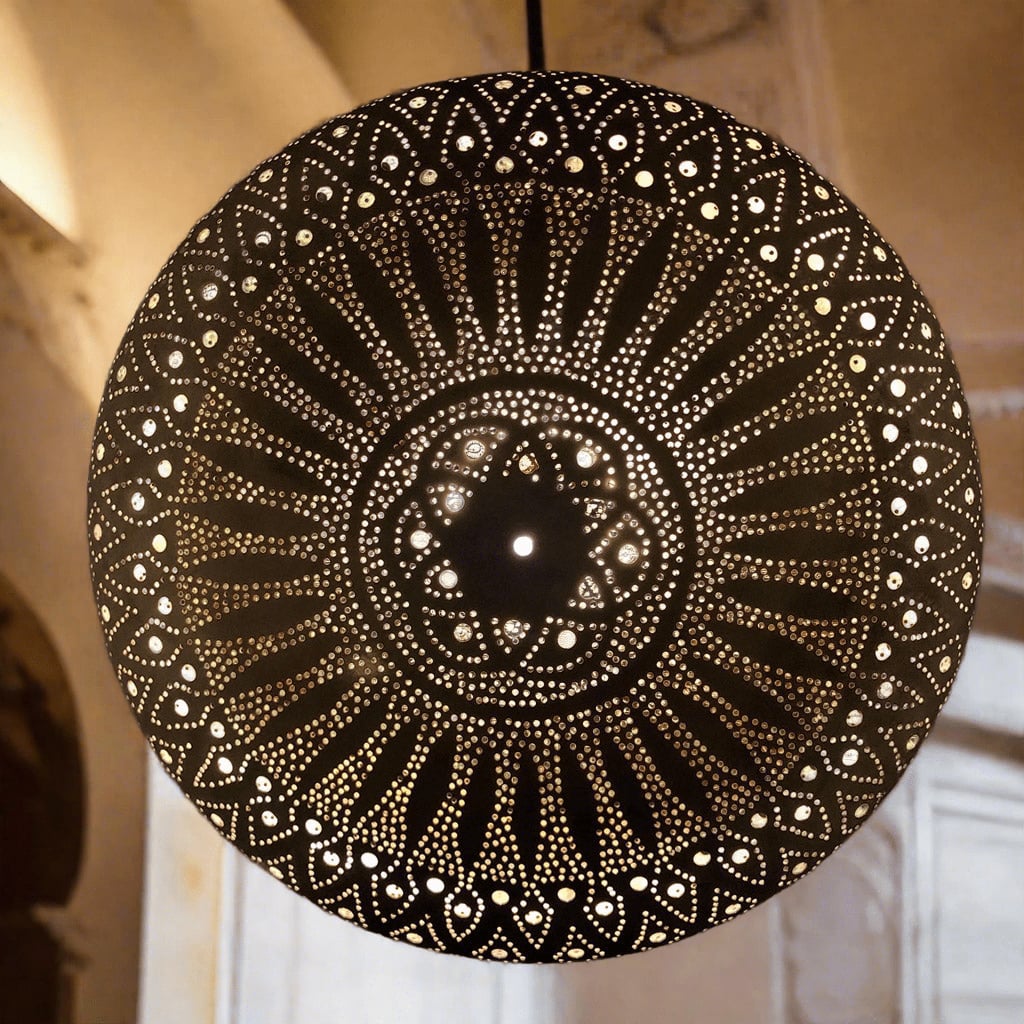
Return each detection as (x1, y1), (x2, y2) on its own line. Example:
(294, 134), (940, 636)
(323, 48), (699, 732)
(526, 0), (546, 71)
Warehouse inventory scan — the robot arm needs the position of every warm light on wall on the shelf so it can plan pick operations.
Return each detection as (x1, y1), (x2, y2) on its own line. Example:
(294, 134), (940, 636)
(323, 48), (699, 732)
(0, 4), (79, 238)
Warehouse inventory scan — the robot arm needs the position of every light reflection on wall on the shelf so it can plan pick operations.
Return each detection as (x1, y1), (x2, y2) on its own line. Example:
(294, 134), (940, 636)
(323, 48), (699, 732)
(0, 4), (78, 239)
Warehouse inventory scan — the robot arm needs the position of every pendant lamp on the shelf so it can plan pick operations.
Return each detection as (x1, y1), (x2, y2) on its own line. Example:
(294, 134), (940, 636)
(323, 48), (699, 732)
(86, 27), (983, 965)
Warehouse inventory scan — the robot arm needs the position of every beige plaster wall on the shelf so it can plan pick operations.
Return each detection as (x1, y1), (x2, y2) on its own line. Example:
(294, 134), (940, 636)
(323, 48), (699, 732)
(818, 0), (1022, 341)
(0, 3), (78, 238)
(0, 247), (142, 1023)
(9, 0), (353, 406)
(818, 0), (1024, 529)
(0, 1), (352, 1020)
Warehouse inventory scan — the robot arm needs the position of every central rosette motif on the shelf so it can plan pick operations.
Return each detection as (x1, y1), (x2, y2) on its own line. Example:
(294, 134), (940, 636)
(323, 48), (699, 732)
(355, 382), (693, 712)
(438, 427), (596, 621)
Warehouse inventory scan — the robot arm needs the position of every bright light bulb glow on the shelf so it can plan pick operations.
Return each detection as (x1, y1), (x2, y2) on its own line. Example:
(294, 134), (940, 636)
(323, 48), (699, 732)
(512, 533), (534, 557)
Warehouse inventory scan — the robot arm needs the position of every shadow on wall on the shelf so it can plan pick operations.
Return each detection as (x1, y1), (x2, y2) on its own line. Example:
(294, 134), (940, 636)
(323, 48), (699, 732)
(0, 571), (84, 1024)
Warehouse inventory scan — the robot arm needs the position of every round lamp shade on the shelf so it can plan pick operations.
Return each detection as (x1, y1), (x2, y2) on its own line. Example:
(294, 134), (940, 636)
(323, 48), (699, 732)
(87, 71), (983, 963)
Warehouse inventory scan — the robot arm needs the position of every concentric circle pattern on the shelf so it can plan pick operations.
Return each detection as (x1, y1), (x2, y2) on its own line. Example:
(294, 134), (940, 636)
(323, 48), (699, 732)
(87, 72), (983, 962)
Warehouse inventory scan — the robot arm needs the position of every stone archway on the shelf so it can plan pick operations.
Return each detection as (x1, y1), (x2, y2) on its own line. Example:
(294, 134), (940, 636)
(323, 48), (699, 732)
(0, 571), (85, 1024)
(0, 176), (147, 1023)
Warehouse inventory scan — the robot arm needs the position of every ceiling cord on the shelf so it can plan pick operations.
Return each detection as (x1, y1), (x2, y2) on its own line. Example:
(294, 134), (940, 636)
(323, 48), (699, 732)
(526, 0), (546, 71)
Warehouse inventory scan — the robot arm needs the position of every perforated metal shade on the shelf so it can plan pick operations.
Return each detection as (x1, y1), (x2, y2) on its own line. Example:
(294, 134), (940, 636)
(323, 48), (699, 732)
(87, 72), (983, 963)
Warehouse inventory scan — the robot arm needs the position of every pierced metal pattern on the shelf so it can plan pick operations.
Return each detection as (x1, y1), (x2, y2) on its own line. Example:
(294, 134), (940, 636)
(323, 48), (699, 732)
(87, 72), (983, 962)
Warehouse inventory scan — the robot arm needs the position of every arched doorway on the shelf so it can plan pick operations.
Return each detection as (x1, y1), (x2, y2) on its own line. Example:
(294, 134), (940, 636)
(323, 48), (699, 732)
(0, 572), (85, 1021)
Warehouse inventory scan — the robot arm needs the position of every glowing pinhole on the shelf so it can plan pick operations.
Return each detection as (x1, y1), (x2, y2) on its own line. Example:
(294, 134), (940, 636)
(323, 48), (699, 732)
(512, 534), (535, 558)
